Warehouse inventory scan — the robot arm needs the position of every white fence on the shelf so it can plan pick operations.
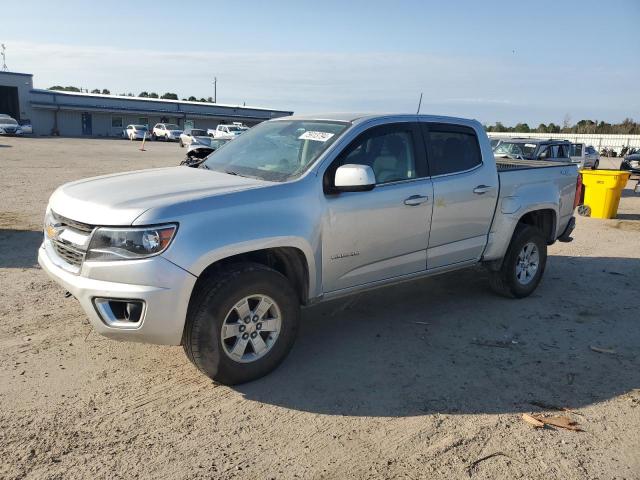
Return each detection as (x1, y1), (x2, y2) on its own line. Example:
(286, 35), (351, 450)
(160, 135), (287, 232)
(488, 133), (640, 153)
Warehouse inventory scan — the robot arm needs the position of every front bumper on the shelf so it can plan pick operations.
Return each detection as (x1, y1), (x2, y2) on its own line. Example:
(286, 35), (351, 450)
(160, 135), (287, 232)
(38, 244), (197, 345)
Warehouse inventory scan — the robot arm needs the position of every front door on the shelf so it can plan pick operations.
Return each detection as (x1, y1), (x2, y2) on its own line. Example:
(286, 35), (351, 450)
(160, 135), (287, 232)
(321, 122), (433, 293)
(420, 122), (498, 269)
(81, 113), (92, 135)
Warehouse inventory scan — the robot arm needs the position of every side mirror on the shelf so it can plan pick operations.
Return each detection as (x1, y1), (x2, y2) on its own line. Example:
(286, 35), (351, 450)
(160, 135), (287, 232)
(334, 164), (376, 192)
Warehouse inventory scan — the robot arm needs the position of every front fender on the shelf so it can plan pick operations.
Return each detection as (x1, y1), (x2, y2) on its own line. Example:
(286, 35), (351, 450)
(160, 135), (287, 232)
(183, 235), (318, 297)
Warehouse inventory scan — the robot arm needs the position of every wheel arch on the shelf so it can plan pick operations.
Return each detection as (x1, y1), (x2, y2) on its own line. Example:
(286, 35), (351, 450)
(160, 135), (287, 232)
(484, 207), (557, 271)
(189, 245), (312, 307)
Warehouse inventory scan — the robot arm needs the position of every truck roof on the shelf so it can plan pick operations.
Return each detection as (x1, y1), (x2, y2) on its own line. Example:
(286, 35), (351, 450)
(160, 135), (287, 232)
(278, 113), (482, 127)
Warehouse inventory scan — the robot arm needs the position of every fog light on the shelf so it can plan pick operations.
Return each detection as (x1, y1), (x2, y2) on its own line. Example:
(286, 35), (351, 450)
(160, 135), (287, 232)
(93, 298), (145, 328)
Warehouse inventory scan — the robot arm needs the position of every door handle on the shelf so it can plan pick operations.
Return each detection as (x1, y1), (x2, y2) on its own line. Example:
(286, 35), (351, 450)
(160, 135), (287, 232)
(404, 194), (429, 206)
(473, 185), (494, 194)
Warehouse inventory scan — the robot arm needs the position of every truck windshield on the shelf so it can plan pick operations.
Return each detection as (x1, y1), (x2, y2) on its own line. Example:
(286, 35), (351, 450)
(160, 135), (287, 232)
(494, 141), (537, 159)
(202, 120), (349, 181)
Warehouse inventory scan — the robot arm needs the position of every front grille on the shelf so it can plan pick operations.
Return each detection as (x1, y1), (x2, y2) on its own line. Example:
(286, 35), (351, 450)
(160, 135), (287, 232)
(52, 212), (95, 234)
(51, 240), (85, 267)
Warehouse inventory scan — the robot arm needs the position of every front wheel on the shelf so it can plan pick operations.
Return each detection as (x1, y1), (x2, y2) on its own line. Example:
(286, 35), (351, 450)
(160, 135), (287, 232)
(179, 139), (184, 148)
(488, 224), (547, 298)
(183, 263), (300, 384)
(592, 159), (599, 170)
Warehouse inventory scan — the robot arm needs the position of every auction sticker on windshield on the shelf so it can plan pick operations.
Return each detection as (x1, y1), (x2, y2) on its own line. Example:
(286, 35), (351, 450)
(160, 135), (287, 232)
(525, 143), (536, 148)
(299, 131), (335, 142)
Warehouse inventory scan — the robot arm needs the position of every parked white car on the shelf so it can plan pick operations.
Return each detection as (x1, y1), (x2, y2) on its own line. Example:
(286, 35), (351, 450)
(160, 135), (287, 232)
(179, 128), (210, 148)
(207, 123), (249, 140)
(0, 115), (22, 136)
(125, 124), (150, 140)
(570, 143), (599, 169)
(152, 123), (183, 141)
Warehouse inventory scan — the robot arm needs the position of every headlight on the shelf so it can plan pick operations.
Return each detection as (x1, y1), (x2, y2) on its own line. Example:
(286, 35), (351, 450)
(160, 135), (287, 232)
(85, 224), (177, 261)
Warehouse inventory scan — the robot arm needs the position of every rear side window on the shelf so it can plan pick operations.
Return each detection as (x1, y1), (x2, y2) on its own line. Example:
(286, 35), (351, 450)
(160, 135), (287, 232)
(422, 123), (482, 176)
(572, 144), (583, 156)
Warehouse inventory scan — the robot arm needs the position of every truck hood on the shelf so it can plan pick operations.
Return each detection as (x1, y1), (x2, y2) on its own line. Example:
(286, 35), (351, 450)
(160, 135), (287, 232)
(49, 166), (269, 225)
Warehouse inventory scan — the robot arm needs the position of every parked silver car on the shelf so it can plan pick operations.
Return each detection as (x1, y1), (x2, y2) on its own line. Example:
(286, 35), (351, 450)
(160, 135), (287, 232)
(39, 113), (579, 384)
(570, 143), (599, 169)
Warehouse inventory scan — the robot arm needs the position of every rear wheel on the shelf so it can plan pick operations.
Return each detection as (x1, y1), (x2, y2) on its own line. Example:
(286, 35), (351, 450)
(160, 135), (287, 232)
(183, 263), (300, 385)
(488, 224), (547, 298)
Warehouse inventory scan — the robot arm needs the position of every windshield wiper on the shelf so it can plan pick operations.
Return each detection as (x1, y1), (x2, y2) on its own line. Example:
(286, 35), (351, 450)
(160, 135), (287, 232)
(225, 170), (240, 176)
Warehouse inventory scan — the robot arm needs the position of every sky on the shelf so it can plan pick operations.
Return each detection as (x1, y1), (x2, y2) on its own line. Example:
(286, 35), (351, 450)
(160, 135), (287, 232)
(2, 0), (639, 126)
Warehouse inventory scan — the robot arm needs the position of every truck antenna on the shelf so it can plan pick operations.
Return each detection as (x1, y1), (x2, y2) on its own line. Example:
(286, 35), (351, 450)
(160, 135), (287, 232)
(416, 92), (423, 115)
(1, 44), (8, 71)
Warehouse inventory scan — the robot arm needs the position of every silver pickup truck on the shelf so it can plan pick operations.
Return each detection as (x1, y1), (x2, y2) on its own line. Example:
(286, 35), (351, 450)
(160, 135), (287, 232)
(39, 114), (580, 384)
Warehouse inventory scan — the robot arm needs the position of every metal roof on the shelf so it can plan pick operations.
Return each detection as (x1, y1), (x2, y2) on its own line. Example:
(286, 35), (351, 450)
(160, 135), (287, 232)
(30, 88), (292, 115)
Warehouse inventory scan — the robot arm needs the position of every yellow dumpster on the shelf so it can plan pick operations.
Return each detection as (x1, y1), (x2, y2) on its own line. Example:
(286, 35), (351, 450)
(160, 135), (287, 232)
(580, 169), (631, 219)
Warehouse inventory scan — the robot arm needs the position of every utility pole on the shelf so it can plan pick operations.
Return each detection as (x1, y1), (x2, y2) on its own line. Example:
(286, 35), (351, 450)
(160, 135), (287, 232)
(213, 77), (217, 103)
(1, 44), (8, 71)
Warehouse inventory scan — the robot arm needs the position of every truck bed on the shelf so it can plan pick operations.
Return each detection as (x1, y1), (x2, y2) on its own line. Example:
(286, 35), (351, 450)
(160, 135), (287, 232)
(496, 157), (572, 172)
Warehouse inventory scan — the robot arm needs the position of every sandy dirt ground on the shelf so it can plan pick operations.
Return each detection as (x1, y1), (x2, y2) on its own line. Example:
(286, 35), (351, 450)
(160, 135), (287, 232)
(1, 136), (639, 480)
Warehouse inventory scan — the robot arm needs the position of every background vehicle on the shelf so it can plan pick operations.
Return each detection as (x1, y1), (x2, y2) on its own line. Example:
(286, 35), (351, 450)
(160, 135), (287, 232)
(208, 122), (249, 139)
(180, 139), (230, 166)
(489, 138), (501, 150)
(152, 123), (183, 141)
(0, 115), (22, 136)
(600, 147), (617, 157)
(179, 128), (210, 148)
(570, 143), (599, 169)
(39, 114), (579, 385)
(125, 124), (149, 140)
(620, 151), (640, 175)
(18, 119), (33, 134)
(494, 138), (572, 162)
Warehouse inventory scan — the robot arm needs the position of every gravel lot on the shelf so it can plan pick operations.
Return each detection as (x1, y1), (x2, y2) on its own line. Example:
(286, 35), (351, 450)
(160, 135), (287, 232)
(1, 136), (639, 480)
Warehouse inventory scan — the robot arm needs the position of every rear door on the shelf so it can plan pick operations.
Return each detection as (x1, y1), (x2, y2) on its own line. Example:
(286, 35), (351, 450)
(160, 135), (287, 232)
(420, 122), (498, 269)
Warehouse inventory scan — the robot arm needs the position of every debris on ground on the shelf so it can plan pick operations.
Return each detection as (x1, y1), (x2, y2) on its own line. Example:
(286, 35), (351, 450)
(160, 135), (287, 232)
(521, 413), (544, 428)
(521, 413), (584, 432)
(467, 452), (514, 477)
(590, 346), (617, 354)
(528, 401), (584, 416)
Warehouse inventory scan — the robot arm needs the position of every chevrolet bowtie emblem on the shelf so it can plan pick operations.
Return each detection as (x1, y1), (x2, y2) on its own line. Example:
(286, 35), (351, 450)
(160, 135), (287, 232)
(45, 224), (60, 239)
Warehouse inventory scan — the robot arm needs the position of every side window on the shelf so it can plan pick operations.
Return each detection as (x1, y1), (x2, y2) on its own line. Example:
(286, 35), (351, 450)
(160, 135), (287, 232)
(558, 145), (569, 158)
(572, 144), (583, 156)
(550, 145), (560, 158)
(538, 146), (550, 160)
(325, 123), (424, 190)
(422, 123), (481, 176)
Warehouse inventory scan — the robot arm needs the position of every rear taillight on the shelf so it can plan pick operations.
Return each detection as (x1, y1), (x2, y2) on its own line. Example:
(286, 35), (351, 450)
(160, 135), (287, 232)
(573, 173), (583, 209)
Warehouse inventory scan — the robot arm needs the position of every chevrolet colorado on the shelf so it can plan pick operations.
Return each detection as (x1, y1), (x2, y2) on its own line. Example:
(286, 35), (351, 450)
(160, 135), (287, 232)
(39, 114), (580, 384)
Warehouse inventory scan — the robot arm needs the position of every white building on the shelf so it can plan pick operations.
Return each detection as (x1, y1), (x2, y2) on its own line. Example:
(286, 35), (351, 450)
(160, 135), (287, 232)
(0, 71), (293, 136)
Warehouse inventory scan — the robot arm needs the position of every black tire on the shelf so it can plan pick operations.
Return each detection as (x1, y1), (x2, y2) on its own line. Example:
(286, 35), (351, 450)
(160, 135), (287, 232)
(151, 133), (157, 140)
(488, 224), (547, 298)
(179, 139), (184, 148)
(183, 263), (300, 385)
(592, 160), (599, 170)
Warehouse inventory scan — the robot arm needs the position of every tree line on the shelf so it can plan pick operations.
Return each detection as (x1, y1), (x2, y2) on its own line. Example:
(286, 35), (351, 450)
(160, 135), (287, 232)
(485, 118), (640, 135)
(48, 86), (214, 103)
